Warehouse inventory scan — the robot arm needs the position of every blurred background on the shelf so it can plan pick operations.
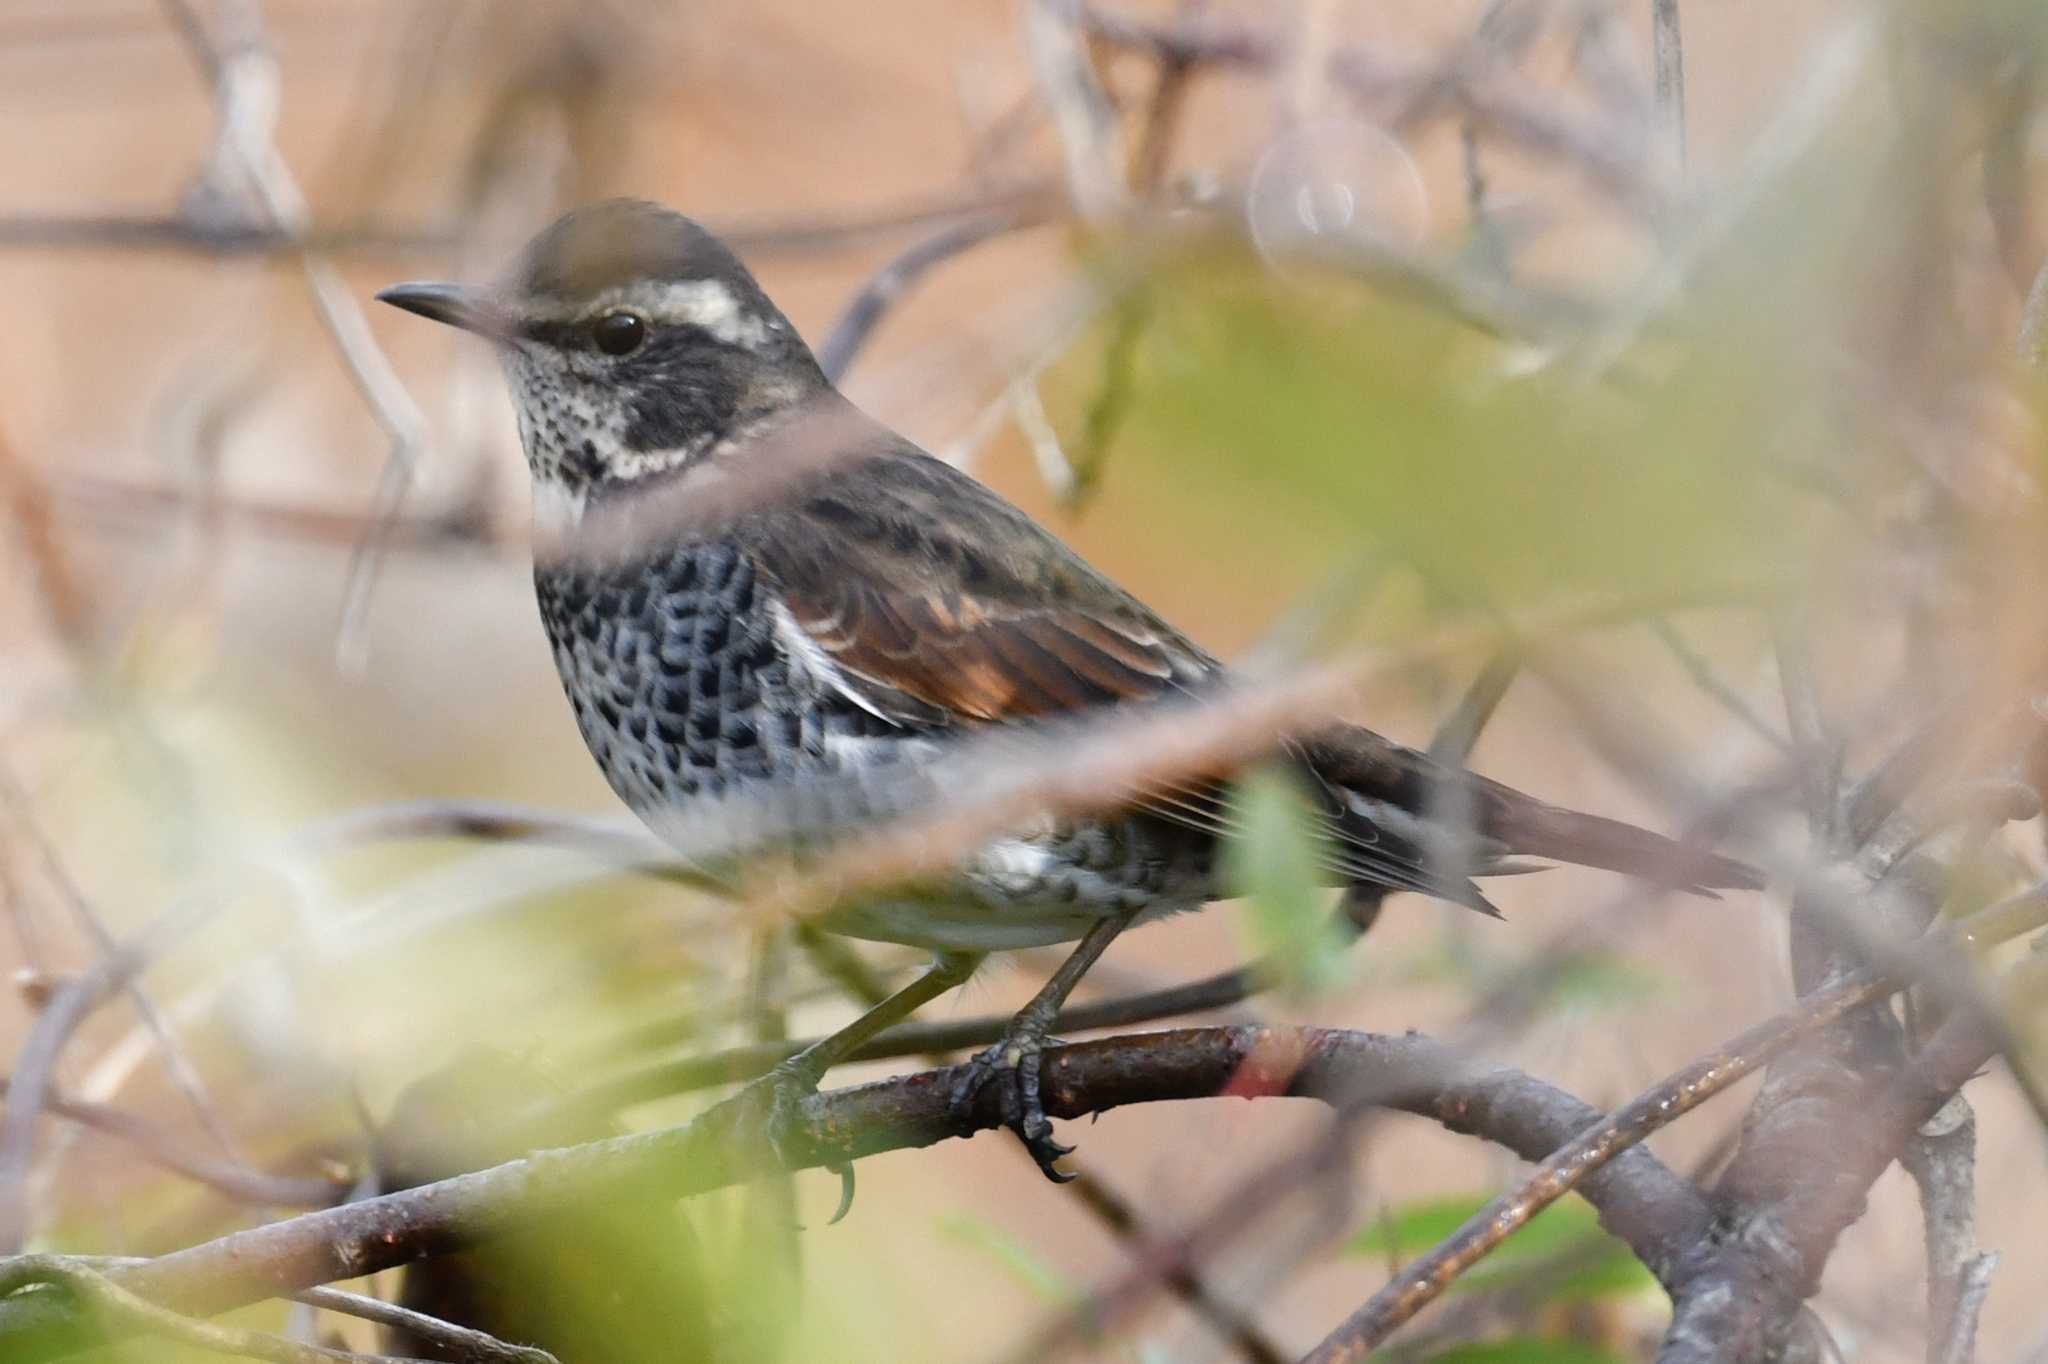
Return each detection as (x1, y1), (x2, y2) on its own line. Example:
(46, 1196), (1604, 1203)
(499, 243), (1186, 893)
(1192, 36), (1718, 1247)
(3, 1), (2048, 1360)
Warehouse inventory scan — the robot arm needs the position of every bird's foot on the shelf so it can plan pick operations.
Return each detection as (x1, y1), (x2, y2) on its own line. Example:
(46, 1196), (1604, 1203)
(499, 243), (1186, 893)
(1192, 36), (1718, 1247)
(730, 1057), (856, 1225)
(950, 1022), (1073, 1182)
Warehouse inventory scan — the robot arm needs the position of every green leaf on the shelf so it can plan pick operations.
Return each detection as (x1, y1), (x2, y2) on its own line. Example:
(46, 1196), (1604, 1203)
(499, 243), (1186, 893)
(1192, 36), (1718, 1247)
(1348, 1194), (1658, 1304)
(1224, 766), (1351, 1000)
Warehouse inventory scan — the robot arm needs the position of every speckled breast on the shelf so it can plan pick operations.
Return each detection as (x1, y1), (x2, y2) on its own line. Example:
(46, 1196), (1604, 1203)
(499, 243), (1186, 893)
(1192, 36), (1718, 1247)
(533, 539), (893, 824)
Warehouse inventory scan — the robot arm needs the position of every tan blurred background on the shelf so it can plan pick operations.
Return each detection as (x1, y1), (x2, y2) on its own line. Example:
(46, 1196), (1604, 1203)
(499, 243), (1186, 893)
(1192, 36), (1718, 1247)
(2, 2), (2043, 1361)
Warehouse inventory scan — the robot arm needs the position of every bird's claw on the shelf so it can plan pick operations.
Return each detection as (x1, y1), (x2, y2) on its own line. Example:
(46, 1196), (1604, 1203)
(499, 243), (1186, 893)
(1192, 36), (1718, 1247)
(951, 1028), (1074, 1181)
(733, 1059), (859, 1224)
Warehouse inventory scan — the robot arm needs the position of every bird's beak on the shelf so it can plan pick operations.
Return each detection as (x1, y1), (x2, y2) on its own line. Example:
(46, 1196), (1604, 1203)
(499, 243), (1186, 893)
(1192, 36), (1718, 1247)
(375, 281), (514, 339)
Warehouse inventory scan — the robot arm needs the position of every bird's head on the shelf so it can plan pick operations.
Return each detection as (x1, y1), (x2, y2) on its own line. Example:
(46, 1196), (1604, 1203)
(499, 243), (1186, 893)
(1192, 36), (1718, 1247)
(378, 199), (827, 519)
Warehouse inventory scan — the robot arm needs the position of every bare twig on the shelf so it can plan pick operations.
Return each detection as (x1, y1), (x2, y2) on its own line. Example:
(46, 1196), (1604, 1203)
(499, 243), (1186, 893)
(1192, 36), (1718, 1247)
(0, 420), (92, 652)
(1028, 0), (1130, 221)
(1069, 1172), (1288, 1364)
(0, 1079), (340, 1209)
(0, 1255), (402, 1364)
(290, 1286), (559, 1364)
(1299, 967), (1894, 1363)
(1774, 608), (1839, 849)
(0, 798), (705, 1250)
(815, 196), (1061, 383)
(155, 0), (430, 670)
(0, 1026), (1713, 1362)
(1650, 619), (1789, 752)
(68, 1260), (559, 1364)
(1901, 1095), (1993, 1364)
(1081, 3), (1661, 217)
(1652, 0), (1687, 175)
(0, 764), (244, 1168)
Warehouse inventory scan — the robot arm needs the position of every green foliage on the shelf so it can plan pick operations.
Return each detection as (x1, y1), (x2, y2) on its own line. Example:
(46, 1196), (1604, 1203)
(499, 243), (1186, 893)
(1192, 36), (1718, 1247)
(1059, 243), (1811, 628)
(1348, 1193), (1659, 1304)
(1224, 766), (1352, 1000)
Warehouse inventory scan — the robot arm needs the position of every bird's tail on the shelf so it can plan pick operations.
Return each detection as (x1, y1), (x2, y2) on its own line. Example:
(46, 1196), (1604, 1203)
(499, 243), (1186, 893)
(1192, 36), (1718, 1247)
(1483, 786), (1763, 894)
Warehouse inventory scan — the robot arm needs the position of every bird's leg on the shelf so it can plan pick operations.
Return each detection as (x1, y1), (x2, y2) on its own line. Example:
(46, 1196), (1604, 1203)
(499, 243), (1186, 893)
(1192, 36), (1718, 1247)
(951, 914), (1130, 1182)
(738, 949), (979, 1220)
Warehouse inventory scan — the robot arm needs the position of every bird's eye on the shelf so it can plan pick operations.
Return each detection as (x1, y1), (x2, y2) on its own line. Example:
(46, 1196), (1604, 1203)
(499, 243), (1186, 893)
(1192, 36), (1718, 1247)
(591, 311), (646, 356)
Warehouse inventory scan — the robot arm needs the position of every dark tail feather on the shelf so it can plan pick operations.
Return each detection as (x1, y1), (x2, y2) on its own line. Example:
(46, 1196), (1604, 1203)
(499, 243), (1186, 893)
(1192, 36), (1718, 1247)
(1490, 795), (1763, 894)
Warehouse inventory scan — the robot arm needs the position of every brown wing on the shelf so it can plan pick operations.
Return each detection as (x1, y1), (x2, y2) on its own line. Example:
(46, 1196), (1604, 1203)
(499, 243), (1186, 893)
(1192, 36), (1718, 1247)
(741, 442), (1216, 727)
(737, 442), (1514, 907)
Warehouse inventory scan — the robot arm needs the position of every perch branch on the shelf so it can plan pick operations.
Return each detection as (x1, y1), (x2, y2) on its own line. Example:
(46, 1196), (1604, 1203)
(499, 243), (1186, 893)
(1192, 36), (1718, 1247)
(0, 1026), (1711, 1362)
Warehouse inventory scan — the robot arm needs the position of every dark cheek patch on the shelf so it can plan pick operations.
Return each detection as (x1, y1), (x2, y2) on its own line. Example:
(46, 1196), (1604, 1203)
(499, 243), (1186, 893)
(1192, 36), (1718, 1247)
(618, 328), (742, 453)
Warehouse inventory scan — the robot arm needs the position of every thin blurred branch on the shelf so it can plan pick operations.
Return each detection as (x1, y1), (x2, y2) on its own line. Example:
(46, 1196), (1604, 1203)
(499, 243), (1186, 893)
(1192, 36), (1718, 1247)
(0, 213), (451, 259)
(0, 1078), (340, 1209)
(1650, 619), (1788, 752)
(0, 1255), (411, 1364)
(96, 1212), (565, 1363)
(1028, 0), (1129, 221)
(0, 764), (242, 1168)
(287, 1285), (559, 1364)
(1080, 2), (1665, 218)
(816, 196), (1060, 383)
(0, 419), (91, 654)
(1652, 0), (1687, 174)
(1069, 1171), (1289, 1364)
(0, 797), (708, 1250)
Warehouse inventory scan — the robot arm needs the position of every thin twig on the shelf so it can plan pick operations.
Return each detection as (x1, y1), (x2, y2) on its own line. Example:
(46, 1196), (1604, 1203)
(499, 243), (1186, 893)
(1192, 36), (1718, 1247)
(0, 1079), (341, 1208)
(291, 1286), (558, 1364)
(1069, 1172), (1288, 1364)
(0, 1255), (402, 1364)
(1652, 0), (1687, 175)
(1650, 619), (1789, 752)
(815, 197), (1060, 383)
(1298, 968), (1894, 1363)
(1901, 1094), (1991, 1364)
(0, 764), (244, 1167)
(0, 798), (707, 1250)
(1028, 0), (1129, 221)
(1774, 608), (1838, 848)
(67, 1260), (559, 1364)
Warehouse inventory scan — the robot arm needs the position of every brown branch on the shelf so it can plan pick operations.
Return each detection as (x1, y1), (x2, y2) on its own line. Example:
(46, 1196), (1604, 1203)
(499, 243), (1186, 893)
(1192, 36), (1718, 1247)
(1659, 1002), (2004, 1364)
(1298, 968), (1895, 1363)
(0, 1026), (1710, 1362)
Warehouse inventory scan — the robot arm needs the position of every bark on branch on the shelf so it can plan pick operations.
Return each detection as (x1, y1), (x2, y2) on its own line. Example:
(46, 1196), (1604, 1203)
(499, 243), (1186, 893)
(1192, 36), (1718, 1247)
(0, 1025), (1710, 1362)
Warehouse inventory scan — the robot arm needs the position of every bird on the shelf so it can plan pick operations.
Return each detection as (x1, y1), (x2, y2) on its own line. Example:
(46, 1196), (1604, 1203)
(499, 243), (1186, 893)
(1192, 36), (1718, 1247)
(378, 198), (1759, 1187)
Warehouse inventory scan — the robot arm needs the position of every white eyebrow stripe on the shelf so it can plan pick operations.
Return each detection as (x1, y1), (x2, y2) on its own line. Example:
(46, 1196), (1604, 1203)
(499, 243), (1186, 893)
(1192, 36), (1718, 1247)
(530, 279), (777, 350)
